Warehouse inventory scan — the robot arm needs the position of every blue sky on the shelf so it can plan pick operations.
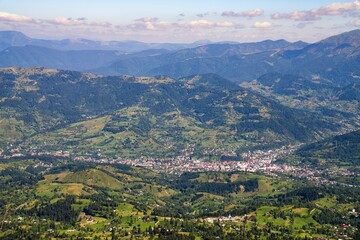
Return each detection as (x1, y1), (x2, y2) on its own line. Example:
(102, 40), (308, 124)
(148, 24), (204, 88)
(0, 0), (359, 42)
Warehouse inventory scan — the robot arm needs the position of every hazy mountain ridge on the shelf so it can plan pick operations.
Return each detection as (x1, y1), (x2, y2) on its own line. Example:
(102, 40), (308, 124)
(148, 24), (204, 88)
(153, 30), (360, 84)
(94, 40), (307, 79)
(282, 29), (360, 58)
(1, 30), (358, 86)
(97, 30), (360, 85)
(278, 30), (360, 87)
(0, 45), (122, 71)
(0, 30), (310, 79)
(0, 30), (217, 52)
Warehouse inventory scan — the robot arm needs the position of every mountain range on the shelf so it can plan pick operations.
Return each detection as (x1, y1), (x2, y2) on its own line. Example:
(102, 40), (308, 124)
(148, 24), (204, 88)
(0, 30), (359, 86)
(0, 30), (308, 79)
(0, 30), (215, 52)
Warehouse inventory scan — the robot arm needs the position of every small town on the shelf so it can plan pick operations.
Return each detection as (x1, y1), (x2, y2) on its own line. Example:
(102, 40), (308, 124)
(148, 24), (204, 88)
(1, 143), (358, 187)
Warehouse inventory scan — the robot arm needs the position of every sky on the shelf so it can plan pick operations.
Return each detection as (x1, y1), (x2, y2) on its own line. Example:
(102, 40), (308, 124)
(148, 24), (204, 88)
(0, 0), (359, 43)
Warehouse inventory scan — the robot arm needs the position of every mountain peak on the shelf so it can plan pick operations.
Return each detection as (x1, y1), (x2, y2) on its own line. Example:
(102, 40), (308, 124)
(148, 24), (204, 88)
(0, 30), (31, 45)
(319, 29), (360, 47)
(0, 30), (28, 38)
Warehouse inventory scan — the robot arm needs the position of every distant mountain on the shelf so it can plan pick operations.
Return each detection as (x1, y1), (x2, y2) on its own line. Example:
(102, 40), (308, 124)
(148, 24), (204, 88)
(0, 31), (32, 50)
(0, 45), (123, 71)
(279, 29), (360, 86)
(0, 30), (215, 52)
(0, 34), (307, 79)
(282, 29), (360, 58)
(0, 67), (336, 157)
(159, 39), (306, 58)
(0, 30), (359, 86)
(105, 30), (359, 85)
(95, 40), (306, 78)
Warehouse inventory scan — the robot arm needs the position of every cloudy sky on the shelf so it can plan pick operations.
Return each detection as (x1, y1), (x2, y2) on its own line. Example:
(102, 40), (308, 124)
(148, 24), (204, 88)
(0, 0), (359, 43)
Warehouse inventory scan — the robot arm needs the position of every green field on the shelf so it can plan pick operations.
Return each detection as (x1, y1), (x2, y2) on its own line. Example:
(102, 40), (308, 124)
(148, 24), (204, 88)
(0, 158), (359, 240)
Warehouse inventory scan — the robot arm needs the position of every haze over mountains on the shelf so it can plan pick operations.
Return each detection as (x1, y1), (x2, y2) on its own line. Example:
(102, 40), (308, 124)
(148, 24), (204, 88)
(0, 30), (359, 85)
(0, 30), (214, 52)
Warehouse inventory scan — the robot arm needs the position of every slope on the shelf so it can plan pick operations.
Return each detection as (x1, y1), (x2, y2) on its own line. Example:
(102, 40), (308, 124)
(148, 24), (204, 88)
(294, 130), (360, 169)
(0, 67), (337, 158)
(241, 72), (360, 130)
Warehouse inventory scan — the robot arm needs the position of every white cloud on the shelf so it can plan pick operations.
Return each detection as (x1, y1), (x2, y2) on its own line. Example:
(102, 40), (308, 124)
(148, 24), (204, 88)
(0, 12), (35, 23)
(272, 11), (321, 21)
(45, 17), (111, 27)
(253, 21), (272, 28)
(222, 8), (264, 18)
(128, 17), (176, 30)
(316, 1), (360, 15)
(188, 20), (235, 28)
(47, 17), (86, 26)
(0, 11), (111, 27)
(128, 18), (239, 30)
(272, 1), (360, 21)
(188, 20), (213, 27)
(0, 11), (243, 38)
